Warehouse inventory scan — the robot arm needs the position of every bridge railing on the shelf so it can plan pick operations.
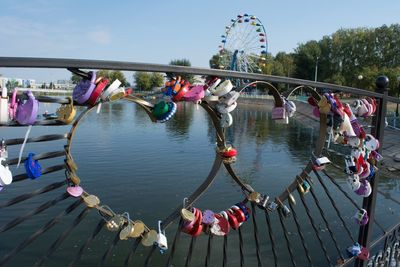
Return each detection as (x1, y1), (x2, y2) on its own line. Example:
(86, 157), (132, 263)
(0, 57), (400, 267)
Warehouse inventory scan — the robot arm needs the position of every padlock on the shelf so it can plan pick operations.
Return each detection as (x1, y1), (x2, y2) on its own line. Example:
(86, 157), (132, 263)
(281, 204), (291, 217)
(248, 191), (261, 203)
(347, 174), (360, 191)
(354, 179), (372, 197)
(315, 156), (331, 167)
(260, 195), (269, 208)
(345, 156), (357, 174)
(354, 209), (369, 226)
(301, 180), (310, 194)
(284, 99), (296, 117)
(66, 185), (83, 197)
(9, 89), (18, 120)
(0, 157), (12, 186)
(220, 113), (233, 128)
(16, 91), (39, 125)
(0, 139), (8, 159)
(267, 201), (278, 211)
(219, 91), (240, 106)
(105, 214), (125, 232)
(24, 153), (42, 179)
(271, 106), (286, 120)
(364, 134), (379, 151)
(156, 220), (168, 253)
(347, 242), (362, 257)
(180, 197), (195, 222)
(0, 86), (9, 124)
(73, 71), (97, 104)
(56, 97), (76, 124)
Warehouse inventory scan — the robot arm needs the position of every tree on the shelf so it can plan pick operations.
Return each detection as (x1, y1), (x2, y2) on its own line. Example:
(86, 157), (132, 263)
(71, 70), (128, 86)
(134, 72), (164, 91)
(168, 59), (194, 83)
(71, 74), (82, 84)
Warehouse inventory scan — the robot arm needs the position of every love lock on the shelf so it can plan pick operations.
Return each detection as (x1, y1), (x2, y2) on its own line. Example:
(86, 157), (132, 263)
(247, 191), (261, 203)
(354, 179), (372, 197)
(56, 96), (76, 124)
(345, 156), (357, 175)
(297, 179), (310, 194)
(347, 174), (361, 191)
(24, 153), (42, 179)
(82, 194), (100, 208)
(267, 201), (278, 212)
(180, 197), (196, 222)
(220, 113), (233, 128)
(364, 134), (379, 151)
(284, 99), (296, 118)
(16, 91), (39, 125)
(0, 86), (9, 124)
(354, 209), (369, 226)
(347, 242), (362, 257)
(156, 220), (168, 253)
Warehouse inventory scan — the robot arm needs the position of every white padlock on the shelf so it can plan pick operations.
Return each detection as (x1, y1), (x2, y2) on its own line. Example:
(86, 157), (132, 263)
(0, 158), (12, 186)
(156, 220), (168, 253)
(0, 86), (9, 124)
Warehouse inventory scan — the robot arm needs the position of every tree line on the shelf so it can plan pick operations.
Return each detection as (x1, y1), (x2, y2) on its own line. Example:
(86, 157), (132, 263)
(70, 24), (400, 96)
(210, 24), (400, 96)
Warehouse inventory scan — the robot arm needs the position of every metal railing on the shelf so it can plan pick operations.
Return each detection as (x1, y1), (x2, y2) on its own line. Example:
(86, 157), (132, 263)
(1, 57), (400, 267)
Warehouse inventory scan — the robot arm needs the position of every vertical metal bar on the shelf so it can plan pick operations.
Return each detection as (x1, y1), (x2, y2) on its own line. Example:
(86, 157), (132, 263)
(185, 237), (196, 267)
(356, 76), (389, 267)
(205, 234), (213, 267)
(250, 203), (262, 267)
(238, 226), (245, 267)
(264, 210), (279, 267)
(222, 235), (228, 267)
(165, 219), (183, 267)
(277, 208), (297, 267)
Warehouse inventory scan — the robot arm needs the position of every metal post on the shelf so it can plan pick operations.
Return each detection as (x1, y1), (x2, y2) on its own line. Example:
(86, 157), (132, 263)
(314, 57), (319, 82)
(355, 76), (389, 267)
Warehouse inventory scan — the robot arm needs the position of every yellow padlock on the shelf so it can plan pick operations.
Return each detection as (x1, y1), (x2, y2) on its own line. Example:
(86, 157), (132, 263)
(57, 97), (76, 124)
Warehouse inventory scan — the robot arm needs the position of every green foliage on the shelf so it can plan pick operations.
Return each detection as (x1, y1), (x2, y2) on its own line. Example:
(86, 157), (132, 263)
(208, 23), (400, 95)
(70, 74), (82, 84)
(168, 59), (194, 83)
(134, 72), (164, 91)
(71, 70), (128, 86)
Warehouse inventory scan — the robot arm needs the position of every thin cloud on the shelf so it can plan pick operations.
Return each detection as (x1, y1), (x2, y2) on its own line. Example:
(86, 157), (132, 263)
(88, 29), (111, 45)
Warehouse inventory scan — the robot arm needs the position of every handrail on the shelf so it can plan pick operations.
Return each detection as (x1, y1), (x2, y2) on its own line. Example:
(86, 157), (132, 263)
(1, 56), (397, 101)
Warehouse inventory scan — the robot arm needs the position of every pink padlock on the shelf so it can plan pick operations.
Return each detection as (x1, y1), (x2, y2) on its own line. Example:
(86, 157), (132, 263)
(272, 107), (286, 120)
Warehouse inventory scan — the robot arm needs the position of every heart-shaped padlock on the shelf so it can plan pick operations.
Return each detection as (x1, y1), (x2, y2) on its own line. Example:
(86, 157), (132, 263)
(24, 153), (42, 179)
(56, 97), (76, 124)
(16, 91), (39, 125)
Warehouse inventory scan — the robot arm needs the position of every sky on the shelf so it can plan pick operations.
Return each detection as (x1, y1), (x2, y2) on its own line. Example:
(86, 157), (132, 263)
(0, 0), (399, 83)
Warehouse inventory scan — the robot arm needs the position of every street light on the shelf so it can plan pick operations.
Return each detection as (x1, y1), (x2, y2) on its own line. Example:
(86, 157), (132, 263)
(314, 56), (319, 82)
(396, 76), (400, 117)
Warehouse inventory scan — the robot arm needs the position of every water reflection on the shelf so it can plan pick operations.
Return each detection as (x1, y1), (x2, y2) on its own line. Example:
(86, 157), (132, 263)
(0, 100), (399, 267)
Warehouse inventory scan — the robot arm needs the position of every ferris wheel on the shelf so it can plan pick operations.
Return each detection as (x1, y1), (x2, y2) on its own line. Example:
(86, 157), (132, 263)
(218, 14), (268, 74)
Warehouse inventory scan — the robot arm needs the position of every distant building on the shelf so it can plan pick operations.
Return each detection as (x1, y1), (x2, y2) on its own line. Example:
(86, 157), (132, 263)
(0, 77), (36, 88)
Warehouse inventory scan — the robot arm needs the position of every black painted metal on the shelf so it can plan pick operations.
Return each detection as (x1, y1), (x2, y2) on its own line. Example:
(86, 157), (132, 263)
(355, 77), (389, 267)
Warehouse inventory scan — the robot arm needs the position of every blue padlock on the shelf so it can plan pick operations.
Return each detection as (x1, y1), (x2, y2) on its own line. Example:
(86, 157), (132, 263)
(24, 153), (42, 179)
(346, 242), (361, 257)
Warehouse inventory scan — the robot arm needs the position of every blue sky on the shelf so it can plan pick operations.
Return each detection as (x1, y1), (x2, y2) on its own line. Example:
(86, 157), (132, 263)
(0, 0), (399, 83)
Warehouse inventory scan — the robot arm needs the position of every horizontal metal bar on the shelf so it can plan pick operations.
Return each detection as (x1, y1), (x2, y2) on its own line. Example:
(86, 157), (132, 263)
(13, 164), (65, 182)
(7, 150), (66, 165)
(0, 57), (384, 98)
(0, 120), (67, 127)
(5, 134), (68, 146)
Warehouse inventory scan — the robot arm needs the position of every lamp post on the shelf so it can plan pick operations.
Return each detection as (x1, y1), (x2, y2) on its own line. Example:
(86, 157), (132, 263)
(314, 56), (319, 82)
(396, 76), (400, 117)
